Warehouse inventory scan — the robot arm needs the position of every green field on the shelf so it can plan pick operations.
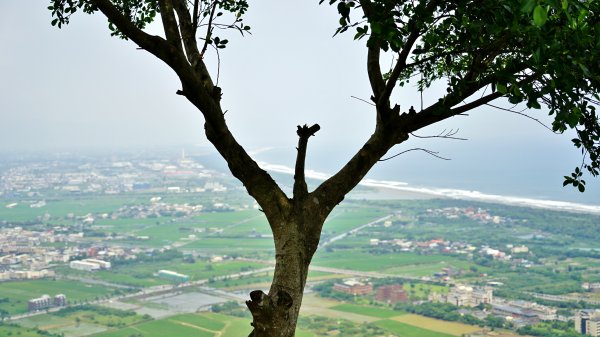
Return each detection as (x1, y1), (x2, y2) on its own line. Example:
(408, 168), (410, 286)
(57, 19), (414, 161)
(331, 303), (403, 318)
(89, 312), (252, 337)
(0, 196), (151, 222)
(181, 237), (275, 252)
(0, 280), (115, 315)
(72, 260), (265, 287)
(0, 323), (61, 337)
(392, 314), (482, 336)
(323, 207), (388, 234)
(312, 250), (467, 275)
(375, 319), (456, 337)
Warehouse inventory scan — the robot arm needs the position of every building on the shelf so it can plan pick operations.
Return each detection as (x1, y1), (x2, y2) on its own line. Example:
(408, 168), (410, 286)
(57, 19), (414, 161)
(575, 310), (600, 336)
(511, 245), (529, 254)
(69, 260), (101, 271)
(445, 285), (493, 307)
(157, 270), (189, 283)
(492, 304), (540, 326)
(27, 293), (67, 312)
(28, 294), (52, 311)
(83, 258), (111, 269)
(54, 294), (67, 307)
(333, 279), (373, 295)
(375, 284), (408, 304)
(69, 258), (111, 271)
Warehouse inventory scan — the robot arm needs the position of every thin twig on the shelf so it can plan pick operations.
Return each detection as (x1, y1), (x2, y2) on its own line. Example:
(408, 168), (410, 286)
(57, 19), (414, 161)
(200, 0), (218, 58)
(192, 0), (199, 35)
(351, 95), (376, 106)
(380, 148), (451, 161)
(210, 44), (221, 85)
(484, 103), (558, 133)
(411, 128), (467, 140)
(420, 73), (424, 112)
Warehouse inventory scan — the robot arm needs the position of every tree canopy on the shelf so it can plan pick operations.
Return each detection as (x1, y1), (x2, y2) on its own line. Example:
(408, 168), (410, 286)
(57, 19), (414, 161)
(325, 0), (600, 190)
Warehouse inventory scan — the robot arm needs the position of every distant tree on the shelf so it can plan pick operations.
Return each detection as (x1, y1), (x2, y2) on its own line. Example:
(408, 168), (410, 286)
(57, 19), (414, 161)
(48, 0), (600, 335)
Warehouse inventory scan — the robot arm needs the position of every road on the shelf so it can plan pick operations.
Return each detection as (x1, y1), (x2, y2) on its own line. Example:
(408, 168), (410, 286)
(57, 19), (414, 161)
(319, 214), (393, 248)
(526, 291), (600, 305)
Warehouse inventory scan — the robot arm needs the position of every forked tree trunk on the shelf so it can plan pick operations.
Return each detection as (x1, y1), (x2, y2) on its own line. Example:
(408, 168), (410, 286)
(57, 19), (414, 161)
(246, 210), (323, 337)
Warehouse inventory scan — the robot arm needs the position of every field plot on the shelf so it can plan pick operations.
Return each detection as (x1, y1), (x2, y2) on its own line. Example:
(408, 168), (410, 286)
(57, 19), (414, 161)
(392, 314), (482, 336)
(331, 303), (403, 318)
(0, 324), (61, 337)
(312, 250), (467, 276)
(77, 260), (264, 287)
(181, 237), (275, 253)
(0, 195), (150, 222)
(0, 280), (115, 315)
(90, 312), (252, 337)
(322, 207), (388, 234)
(304, 294), (481, 337)
(146, 291), (226, 312)
(375, 319), (456, 337)
(16, 306), (148, 337)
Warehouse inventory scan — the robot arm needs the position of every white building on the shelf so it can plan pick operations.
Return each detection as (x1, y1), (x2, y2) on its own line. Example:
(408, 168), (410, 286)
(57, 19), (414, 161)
(69, 260), (101, 271)
(83, 258), (111, 269)
(575, 310), (600, 336)
(444, 285), (493, 307)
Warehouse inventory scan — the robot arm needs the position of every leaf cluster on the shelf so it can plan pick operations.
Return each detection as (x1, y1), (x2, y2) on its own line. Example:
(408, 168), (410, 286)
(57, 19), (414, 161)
(322, 0), (600, 191)
(49, 0), (250, 45)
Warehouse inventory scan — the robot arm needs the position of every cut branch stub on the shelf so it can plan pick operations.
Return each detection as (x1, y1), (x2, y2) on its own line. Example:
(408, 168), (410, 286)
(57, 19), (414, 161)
(246, 290), (294, 337)
(294, 124), (320, 200)
(296, 124), (320, 138)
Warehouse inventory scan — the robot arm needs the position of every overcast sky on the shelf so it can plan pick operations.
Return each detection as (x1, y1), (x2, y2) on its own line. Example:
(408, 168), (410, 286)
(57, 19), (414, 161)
(1, 1), (598, 202)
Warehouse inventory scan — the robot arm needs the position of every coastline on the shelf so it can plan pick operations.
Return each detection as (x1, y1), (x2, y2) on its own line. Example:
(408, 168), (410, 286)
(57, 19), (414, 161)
(258, 161), (600, 215)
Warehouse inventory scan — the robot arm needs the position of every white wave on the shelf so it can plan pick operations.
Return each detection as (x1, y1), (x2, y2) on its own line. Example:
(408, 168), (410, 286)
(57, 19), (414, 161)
(257, 161), (600, 215)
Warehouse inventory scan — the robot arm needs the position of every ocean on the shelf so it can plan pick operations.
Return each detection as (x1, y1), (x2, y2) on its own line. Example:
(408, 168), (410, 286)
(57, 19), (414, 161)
(244, 145), (600, 211)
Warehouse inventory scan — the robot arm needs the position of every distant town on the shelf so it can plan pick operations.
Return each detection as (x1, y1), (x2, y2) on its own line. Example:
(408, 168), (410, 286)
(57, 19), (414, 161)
(1, 150), (599, 337)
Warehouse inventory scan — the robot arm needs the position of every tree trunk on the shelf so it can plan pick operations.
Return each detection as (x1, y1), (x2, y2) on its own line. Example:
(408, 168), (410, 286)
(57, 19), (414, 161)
(246, 210), (322, 337)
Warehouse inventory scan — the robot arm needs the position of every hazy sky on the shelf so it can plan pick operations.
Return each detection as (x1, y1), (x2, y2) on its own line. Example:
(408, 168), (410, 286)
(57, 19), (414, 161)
(1, 1), (598, 202)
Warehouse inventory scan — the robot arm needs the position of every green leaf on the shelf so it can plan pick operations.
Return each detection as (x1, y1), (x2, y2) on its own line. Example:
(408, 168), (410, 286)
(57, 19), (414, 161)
(521, 0), (536, 13)
(533, 5), (548, 26)
(497, 83), (508, 94)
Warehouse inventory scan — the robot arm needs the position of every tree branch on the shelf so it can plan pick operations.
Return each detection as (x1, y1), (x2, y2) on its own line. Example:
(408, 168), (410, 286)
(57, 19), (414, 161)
(380, 148), (450, 161)
(293, 124), (320, 201)
(192, 0), (200, 36)
(484, 103), (557, 132)
(172, 0), (202, 67)
(359, 0), (385, 100)
(379, 0), (441, 107)
(200, 0), (218, 58)
(92, 0), (289, 232)
(312, 125), (408, 219)
(157, 0), (184, 52)
(411, 128), (467, 140)
(91, 0), (183, 69)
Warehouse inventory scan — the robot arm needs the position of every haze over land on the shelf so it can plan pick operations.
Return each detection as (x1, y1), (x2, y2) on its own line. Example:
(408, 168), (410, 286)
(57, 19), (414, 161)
(1, 1), (599, 204)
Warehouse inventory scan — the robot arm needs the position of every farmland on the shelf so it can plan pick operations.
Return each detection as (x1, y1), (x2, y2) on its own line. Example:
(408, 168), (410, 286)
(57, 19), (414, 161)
(0, 280), (116, 315)
(2, 152), (600, 337)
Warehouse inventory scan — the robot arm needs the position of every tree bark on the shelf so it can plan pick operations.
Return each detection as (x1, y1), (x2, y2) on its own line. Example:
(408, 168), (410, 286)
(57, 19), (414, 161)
(246, 208), (322, 337)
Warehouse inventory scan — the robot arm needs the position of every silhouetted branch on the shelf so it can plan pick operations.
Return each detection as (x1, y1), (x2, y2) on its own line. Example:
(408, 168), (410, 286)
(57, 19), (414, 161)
(380, 148), (450, 161)
(294, 124), (320, 200)
(200, 0), (218, 58)
(351, 95), (375, 106)
(411, 128), (467, 140)
(484, 103), (557, 133)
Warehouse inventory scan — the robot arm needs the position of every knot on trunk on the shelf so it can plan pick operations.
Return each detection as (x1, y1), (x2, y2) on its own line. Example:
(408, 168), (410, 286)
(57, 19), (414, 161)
(246, 290), (294, 336)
